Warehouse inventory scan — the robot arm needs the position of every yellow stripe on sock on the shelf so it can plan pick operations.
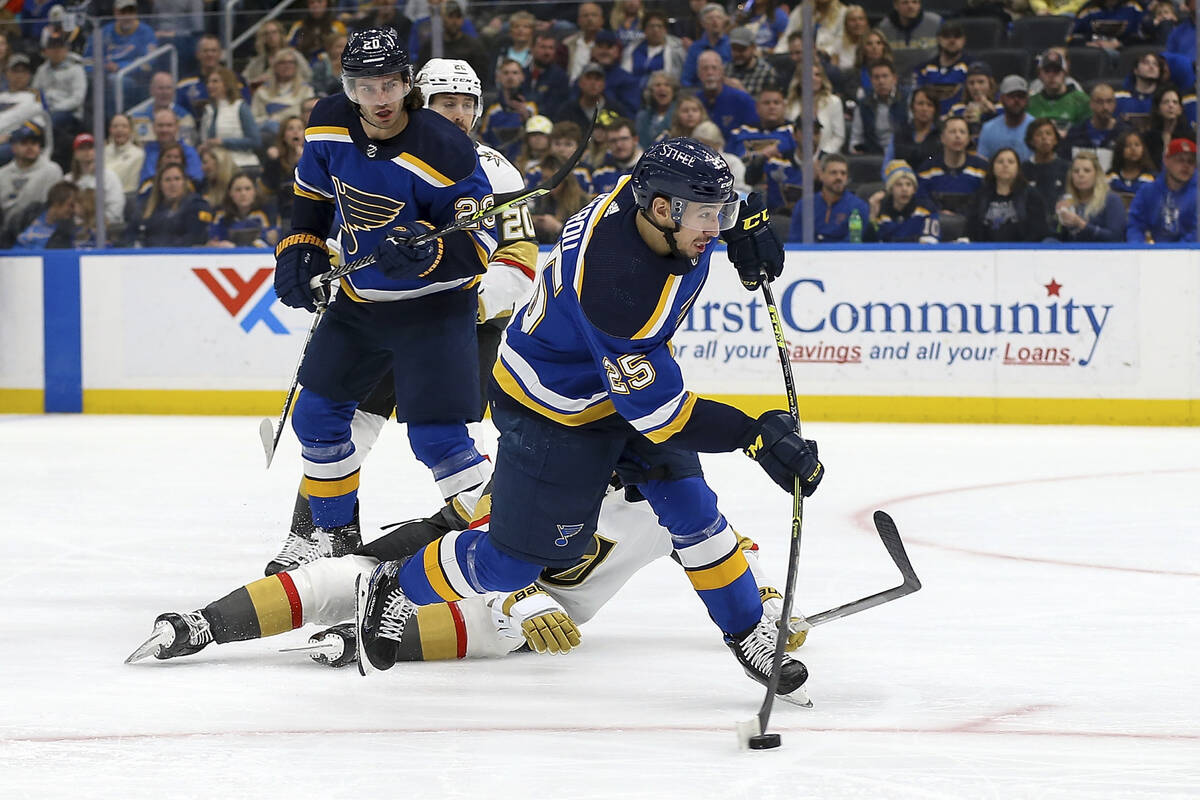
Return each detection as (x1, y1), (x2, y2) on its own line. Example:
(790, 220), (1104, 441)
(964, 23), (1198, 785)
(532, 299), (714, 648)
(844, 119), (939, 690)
(686, 549), (750, 592)
(423, 539), (464, 602)
(302, 470), (360, 498)
(244, 576), (296, 637)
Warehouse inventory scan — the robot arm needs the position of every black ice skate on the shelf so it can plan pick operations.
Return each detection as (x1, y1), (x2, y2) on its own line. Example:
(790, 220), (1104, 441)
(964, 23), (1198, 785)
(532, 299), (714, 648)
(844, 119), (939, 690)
(354, 561), (417, 676)
(125, 612), (213, 664)
(265, 493), (319, 576)
(314, 518), (362, 559)
(726, 615), (811, 703)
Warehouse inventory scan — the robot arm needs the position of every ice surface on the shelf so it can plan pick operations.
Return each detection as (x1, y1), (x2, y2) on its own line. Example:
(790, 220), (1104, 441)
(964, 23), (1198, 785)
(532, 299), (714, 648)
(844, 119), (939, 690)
(2, 415), (1198, 799)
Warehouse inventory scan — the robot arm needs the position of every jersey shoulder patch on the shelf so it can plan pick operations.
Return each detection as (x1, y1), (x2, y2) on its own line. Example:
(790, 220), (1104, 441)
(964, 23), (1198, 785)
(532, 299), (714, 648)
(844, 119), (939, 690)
(475, 143), (525, 194)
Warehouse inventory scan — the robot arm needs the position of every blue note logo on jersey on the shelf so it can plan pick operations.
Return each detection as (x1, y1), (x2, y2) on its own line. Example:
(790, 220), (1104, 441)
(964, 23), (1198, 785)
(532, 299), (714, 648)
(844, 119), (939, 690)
(332, 175), (405, 255)
(554, 523), (586, 547)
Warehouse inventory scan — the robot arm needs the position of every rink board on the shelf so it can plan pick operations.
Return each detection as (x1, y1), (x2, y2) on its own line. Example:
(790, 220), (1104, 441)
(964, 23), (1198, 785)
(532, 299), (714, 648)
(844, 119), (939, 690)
(2, 246), (1198, 424)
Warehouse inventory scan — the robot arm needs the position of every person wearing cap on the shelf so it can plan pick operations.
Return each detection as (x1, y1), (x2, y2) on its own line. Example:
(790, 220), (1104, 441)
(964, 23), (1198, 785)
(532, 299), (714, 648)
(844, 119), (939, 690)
(978, 75), (1035, 161)
(912, 19), (969, 117)
(590, 29), (641, 114)
(878, 0), (942, 69)
(83, 0), (158, 113)
(0, 58), (52, 167)
(625, 11), (685, 83)
(19, 0), (60, 43)
(726, 26), (778, 96)
(1065, 83), (1130, 170)
(589, 116), (643, 194)
(1126, 137), (1198, 242)
(681, 3), (731, 88)
(129, 71), (199, 147)
(481, 58), (540, 161)
(696, 50), (759, 139)
(33, 34), (86, 137)
(1028, 50), (1090, 130)
(565, 3), (606, 82)
(416, 1), (488, 83)
(0, 122), (64, 228)
(67, 133), (125, 226)
(787, 152), (873, 242)
(554, 61), (613, 131)
(869, 159), (940, 243)
(518, 115), (553, 173)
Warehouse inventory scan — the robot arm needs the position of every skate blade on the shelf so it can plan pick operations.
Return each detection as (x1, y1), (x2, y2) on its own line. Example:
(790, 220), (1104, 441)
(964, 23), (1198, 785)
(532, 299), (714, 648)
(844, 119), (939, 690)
(778, 685), (813, 708)
(124, 620), (172, 664)
(278, 639), (342, 656)
(353, 574), (373, 677)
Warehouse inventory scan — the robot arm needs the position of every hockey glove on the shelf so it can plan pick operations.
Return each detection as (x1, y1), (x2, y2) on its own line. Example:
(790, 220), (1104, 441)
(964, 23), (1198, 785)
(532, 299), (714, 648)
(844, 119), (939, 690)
(722, 192), (784, 291)
(373, 222), (443, 281)
(501, 585), (581, 655)
(740, 409), (824, 496)
(274, 233), (331, 312)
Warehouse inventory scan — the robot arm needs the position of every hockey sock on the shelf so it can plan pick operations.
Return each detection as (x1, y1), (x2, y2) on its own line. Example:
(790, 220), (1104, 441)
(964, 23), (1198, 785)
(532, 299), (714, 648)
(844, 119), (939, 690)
(641, 477), (763, 636)
(294, 393), (380, 528)
(407, 422), (492, 500)
(398, 528), (541, 604)
(202, 572), (305, 644)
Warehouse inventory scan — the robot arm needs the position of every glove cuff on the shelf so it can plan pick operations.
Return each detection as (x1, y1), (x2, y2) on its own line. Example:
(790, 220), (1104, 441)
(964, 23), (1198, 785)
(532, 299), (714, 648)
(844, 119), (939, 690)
(275, 232), (327, 256)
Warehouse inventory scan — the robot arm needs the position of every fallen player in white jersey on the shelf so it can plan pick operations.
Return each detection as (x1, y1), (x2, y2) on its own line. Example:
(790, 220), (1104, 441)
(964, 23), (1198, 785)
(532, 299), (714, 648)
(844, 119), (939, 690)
(127, 480), (809, 667)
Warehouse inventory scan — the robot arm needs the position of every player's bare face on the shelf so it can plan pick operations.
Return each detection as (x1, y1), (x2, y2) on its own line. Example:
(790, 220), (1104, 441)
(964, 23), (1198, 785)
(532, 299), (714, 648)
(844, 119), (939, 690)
(428, 92), (477, 133)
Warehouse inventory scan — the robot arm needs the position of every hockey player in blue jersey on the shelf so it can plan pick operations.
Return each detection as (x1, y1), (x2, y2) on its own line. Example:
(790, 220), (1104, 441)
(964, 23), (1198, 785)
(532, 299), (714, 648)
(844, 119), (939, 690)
(355, 139), (825, 698)
(271, 29), (497, 563)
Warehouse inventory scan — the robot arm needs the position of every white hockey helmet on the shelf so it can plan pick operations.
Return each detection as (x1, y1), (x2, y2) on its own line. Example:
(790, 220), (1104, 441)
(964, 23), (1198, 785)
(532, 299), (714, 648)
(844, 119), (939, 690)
(416, 58), (483, 129)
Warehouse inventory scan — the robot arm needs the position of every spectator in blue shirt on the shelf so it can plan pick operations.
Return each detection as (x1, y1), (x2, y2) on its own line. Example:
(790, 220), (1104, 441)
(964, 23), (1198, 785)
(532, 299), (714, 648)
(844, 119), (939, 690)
(1126, 136), (1197, 242)
(917, 115), (989, 214)
(681, 3), (731, 88)
(139, 108), (205, 184)
(869, 159), (941, 243)
(696, 50), (758, 138)
(84, 0), (158, 112)
(15, 181), (77, 249)
(1165, 0), (1195, 63)
(1053, 151), (1128, 242)
(591, 30), (642, 114)
(1070, 0), (1147, 50)
(912, 19), (969, 116)
(524, 35), (570, 115)
(978, 75), (1035, 161)
(788, 153), (873, 242)
(1115, 51), (1169, 124)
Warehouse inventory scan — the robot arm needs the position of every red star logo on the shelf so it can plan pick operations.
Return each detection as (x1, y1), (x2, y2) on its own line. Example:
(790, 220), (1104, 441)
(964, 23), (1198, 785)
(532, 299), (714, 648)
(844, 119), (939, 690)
(1044, 278), (1062, 297)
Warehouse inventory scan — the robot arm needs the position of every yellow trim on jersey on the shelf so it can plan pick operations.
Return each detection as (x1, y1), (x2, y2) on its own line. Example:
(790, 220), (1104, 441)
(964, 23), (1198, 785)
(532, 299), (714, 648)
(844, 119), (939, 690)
(244, 576), (296, 636)
(423, 541), (465, 602)
(305, 125), (351, 141)
(686, 548), (750, 592)
(395, 153), (454, 187)
(338, 278), (370, 303)
(493, 359), (617, 426)
(633, 273), (681, 339)
(643, 392), (699, 444)
(294, 185), (329, 201)
(302, 471), (360, 498)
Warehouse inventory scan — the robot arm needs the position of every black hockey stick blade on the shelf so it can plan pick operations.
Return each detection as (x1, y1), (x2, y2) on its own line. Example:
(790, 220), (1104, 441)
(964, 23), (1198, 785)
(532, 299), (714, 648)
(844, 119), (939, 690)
(806, 511), (920, 628)
(315, 109), (599, 286)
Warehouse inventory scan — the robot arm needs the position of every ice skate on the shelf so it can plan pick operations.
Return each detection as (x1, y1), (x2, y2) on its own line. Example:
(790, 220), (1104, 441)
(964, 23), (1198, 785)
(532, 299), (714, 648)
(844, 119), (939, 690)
(125, 612), (213, 664)
(280, 623), (358, 668)
(314, 518), (362, 558)
(726, 614), (811, 705)
(264, 530), (318, 576)
(355, 560), (417, 676)
(265, 501), (360, 575)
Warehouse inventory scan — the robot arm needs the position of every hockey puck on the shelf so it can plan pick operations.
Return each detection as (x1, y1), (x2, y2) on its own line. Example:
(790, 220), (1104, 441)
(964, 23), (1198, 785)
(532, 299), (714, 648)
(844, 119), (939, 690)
(748, 733), (782, 750)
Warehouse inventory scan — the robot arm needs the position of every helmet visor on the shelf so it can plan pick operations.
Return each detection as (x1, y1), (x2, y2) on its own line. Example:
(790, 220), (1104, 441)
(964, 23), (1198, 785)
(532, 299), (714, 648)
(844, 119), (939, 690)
(343, 74), (410, 106)
(673, 196), (741, 232)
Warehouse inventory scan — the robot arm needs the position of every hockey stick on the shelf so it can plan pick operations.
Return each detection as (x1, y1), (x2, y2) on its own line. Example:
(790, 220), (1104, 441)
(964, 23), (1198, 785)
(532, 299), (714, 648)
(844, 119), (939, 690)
(737, 278), (809, 751)
(805, 510), (920, 628)
(259, 308), (323, 467)
(310, 108), (598, 288)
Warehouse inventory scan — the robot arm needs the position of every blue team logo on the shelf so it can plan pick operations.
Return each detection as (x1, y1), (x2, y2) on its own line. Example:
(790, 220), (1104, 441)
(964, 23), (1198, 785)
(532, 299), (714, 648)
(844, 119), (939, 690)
(554, 523), (586, 548)
(331, 175), (405, 256)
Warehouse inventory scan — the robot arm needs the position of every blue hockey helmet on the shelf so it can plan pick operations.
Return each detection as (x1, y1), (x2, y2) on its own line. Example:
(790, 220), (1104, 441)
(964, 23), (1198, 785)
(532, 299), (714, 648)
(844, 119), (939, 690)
(341, 28), (412, 105)
(631, 138), (740, 233)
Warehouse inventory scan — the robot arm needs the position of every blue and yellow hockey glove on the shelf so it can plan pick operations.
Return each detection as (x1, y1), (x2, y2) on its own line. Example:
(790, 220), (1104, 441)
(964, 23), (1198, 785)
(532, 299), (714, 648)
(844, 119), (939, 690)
(373, 222), (443, 281)
(274, 233), (331, 312)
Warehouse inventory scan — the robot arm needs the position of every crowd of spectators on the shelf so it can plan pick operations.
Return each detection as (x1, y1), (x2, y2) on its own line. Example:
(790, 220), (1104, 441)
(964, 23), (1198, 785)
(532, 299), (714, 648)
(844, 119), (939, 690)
(0, 0), (1197, 248)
